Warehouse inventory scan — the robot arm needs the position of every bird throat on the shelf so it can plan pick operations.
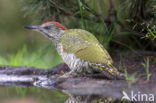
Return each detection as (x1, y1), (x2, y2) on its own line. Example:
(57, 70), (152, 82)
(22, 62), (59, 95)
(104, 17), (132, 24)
(50, 30), (65, 47)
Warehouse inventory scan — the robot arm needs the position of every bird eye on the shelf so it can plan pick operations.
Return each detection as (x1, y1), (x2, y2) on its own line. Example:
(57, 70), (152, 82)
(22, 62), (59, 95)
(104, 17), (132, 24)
(44, 26), (51, 29)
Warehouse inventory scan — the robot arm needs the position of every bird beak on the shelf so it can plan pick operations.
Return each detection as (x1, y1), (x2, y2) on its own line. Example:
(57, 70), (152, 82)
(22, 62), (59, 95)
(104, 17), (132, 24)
(24, 25), (39, 29)
(24, 25), (53, 39)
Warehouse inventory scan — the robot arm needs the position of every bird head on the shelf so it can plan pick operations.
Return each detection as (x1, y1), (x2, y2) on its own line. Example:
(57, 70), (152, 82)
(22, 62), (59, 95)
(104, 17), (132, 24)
(25, 21), (67, 40)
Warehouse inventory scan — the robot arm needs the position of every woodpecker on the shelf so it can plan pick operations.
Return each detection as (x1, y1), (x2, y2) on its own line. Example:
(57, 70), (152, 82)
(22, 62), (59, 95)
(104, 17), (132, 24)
(25, 21), (123, 79)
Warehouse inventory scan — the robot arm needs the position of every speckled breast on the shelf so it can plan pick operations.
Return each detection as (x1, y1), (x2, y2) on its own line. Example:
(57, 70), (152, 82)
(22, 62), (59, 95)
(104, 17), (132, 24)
(56, 43), (93, 73)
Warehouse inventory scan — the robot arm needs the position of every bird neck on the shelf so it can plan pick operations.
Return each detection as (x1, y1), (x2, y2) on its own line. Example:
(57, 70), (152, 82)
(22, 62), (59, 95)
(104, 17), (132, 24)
(51, 29), (65, 46)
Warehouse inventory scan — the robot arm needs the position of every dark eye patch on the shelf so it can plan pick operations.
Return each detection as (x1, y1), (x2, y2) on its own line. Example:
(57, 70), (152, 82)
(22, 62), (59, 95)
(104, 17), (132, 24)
(44, 25), (52, 29)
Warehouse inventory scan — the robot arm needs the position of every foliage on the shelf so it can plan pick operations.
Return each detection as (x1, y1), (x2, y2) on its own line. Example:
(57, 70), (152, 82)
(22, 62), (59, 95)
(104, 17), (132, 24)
(123, 0), (156, 39)
(0, 45), (63, 69)
(124, 68), (138, 84)
(20, 0), (101, 22)
(141, 57), (151, 81)
(19, 0), (156, 50)
(146, 27), (156, 40)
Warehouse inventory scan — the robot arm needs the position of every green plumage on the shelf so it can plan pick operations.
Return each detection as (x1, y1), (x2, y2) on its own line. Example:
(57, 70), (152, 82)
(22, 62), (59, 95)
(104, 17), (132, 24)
(59, 29), (122, 79)
(60, 29), (112, 65)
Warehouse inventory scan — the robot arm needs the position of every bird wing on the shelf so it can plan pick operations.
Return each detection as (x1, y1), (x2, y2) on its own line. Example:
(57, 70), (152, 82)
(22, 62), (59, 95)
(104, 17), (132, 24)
(60, 29), (113, 65)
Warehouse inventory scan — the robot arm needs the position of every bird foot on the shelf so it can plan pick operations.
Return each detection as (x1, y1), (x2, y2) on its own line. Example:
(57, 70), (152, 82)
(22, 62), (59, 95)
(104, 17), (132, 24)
(60, 71), (81, 78)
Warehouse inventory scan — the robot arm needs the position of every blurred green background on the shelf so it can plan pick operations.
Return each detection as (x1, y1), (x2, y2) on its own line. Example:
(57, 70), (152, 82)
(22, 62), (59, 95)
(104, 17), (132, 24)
(0, 0), (31, 53)
(0, 0), (64, 68)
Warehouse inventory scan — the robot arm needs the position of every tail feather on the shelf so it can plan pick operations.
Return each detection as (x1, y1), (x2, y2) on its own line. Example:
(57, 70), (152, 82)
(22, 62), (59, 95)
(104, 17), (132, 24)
(92, 64), (125, 80)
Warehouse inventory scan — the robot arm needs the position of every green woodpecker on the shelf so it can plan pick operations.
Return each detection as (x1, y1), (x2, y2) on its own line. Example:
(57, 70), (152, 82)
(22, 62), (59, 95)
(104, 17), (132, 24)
(25, 21), (123, 79)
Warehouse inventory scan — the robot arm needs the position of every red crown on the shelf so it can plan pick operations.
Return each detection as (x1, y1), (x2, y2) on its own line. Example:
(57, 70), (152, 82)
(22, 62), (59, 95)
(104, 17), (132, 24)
(42, 21), (68, 30)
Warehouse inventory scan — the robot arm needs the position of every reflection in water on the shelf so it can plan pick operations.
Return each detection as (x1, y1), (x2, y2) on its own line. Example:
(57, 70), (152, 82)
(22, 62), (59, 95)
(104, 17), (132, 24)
(1, 99), (39, 103)
(0, 78), (155, 103)
(64, 95), (132, 103)
(63, 92), (131, 103)
(0, 87), (68, 103)
(65, 95), (114, 103)
(0, 87), (131, 103)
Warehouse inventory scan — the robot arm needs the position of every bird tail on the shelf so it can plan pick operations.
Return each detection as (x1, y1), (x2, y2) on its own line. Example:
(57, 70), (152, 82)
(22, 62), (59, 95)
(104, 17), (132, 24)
(93, 64), (125, 80)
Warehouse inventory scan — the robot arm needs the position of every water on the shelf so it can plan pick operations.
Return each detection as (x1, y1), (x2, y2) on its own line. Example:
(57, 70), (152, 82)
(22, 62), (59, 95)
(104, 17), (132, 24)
(0, 81), (155, 103)
(0, 77), (131, 103)
(0, 87), (68, 103)
(0, 86), (126, 103)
